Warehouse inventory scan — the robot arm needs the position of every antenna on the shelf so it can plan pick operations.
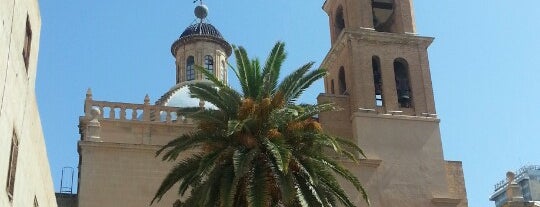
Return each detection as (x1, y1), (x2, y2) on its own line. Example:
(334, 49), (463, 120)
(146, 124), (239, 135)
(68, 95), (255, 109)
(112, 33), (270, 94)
(59, 167), (75, 194)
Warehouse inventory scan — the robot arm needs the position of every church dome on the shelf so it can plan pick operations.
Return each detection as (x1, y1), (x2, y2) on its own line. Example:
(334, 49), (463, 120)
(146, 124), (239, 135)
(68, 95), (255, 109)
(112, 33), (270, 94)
(179, 22), (224, 40)
(171, 22), (232, 57)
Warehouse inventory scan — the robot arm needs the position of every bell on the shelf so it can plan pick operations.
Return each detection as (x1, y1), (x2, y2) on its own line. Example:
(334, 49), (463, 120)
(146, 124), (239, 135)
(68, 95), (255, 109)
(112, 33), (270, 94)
(398, 90), (410, 101)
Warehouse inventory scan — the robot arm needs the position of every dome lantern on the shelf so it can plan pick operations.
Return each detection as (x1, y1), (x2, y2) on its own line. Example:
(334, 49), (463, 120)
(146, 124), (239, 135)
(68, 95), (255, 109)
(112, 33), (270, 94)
(162, 3), (232, 109)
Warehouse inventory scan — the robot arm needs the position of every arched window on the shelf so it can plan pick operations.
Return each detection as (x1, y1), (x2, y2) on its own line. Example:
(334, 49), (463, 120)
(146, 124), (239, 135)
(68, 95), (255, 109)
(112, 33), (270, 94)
(394, 58), (412, 108)
(335, 6), (345, 37)
(338, 67), (347, 95)
(372, 0), (395, 32)
(176, 65), (180, 84)
(372, 56), (383, 106)
(204, 55), (214, 79)
(330, 79), (335, 94)
(186, 56), (195, 81)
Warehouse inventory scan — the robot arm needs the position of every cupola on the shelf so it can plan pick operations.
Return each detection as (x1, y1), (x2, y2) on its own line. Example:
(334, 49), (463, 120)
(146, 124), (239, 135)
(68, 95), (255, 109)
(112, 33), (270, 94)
(157, 3), (231, 109)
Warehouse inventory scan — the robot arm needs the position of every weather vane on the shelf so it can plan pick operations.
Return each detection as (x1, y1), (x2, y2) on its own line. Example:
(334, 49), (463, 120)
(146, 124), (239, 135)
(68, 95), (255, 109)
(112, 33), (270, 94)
(193, 0), (203, 4)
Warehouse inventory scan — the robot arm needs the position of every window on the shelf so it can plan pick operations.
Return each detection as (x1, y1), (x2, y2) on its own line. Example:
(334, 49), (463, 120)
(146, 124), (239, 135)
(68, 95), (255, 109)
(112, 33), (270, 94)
(204, 55), (214, 79)
(394, 59), (412, 108)
(334, 6), (345, 37)
(23, 16), (32, 71)
(338, 67), (347, 95)
(372, 56), (383, 106)
(372, 0), (395, 32)
(176, 65), (180, 84)
(6, 131), (19, 202)
(186, 56), (195, 81)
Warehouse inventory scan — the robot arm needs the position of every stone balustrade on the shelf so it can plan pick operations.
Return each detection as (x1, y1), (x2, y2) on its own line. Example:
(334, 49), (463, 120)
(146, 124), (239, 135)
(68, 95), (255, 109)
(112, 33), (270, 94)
(83, 89), (192, 124)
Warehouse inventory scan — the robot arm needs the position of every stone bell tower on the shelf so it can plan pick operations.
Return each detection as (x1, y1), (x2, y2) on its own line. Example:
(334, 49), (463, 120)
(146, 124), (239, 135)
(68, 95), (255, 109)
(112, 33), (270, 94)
(318, 0), (468, 207)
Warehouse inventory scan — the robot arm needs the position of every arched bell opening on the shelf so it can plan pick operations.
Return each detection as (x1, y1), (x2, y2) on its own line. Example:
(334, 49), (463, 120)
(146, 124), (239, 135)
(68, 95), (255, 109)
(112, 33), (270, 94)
(338, 67), (347, 95)
(372, 56), (383, 106)
(334, 6), (345, 38)
(372, 0), (395, 32)
(394, 58), (412, 108)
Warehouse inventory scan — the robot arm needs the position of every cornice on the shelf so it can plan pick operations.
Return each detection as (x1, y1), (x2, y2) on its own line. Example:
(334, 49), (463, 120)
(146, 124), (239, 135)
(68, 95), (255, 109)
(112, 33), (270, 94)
(321, 29), (434, 68)
(78, 141), (162, 151)
(352, 111), (440, 123)
(171, 35), (232, 58)
(431, 197), (461, 206)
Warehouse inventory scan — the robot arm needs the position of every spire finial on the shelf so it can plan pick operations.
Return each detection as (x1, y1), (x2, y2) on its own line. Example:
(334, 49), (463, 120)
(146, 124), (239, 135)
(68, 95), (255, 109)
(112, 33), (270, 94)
(194, 2), (208, 20)
(86, 88), (93, 100)
(144, 94), (150, 105)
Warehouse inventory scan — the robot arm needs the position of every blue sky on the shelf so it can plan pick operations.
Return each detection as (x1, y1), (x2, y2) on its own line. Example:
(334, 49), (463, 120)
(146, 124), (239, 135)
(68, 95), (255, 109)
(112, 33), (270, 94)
(36, 1), (540, 207)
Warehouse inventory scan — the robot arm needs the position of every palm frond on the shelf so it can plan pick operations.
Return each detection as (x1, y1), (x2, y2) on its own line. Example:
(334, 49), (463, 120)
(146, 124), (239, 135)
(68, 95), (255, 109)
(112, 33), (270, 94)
(194, 65), (226, 88)
(151, 154), (204, 204)
(277, 62), (314, 103)
(287, 68), (327, 102)
(250, 159), (271, 207)
(233, 46), (253, 97)
(157, 133), (209, 161)
(292, 103), (335, 121)
(261, 42), (286, 99)
(310, 156), (369, 205)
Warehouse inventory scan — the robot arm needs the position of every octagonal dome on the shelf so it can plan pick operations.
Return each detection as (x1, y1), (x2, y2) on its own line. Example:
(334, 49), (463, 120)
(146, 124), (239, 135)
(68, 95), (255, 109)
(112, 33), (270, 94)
(171, 22), (232, 57)
(180, 22), (224, 40)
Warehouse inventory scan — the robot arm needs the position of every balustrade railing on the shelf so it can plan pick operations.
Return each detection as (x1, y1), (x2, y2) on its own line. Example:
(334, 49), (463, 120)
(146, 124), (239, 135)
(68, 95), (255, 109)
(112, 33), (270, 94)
(83, 90), (191, 124)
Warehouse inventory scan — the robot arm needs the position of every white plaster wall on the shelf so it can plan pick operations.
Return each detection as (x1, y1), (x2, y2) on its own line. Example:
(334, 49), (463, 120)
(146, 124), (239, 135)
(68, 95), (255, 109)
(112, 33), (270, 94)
(0, 0), (57, 206)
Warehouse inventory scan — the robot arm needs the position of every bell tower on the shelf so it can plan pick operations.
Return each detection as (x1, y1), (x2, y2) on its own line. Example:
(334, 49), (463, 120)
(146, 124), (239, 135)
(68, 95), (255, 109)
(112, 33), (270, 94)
(318, 1), (468, 207)
(326, 0), (416, 44)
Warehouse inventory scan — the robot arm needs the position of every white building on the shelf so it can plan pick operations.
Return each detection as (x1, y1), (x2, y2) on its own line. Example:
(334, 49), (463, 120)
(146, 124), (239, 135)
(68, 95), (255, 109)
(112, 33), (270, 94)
(491, 166), (540, 207)
(0, 0), (58, 206)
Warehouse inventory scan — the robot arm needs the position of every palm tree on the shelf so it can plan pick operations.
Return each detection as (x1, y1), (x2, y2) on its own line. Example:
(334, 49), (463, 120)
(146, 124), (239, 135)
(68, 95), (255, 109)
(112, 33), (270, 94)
(152, 42), (368, 207)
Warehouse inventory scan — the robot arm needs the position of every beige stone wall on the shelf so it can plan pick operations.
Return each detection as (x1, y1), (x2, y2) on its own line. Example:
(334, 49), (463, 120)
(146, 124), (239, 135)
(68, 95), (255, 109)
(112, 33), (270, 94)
(0, 0), (57, 206)
(78, 142), (179, 207)
(317, 94), (353, 140)
(318, 1), (467, 206)
(174, 41), (228, 83)
(446, 161), (468, 207)
(351, 115), (449, 207)
(322, 30), (436, 116)
(323, 0), (417, 44)
(77, 118), (196, 207)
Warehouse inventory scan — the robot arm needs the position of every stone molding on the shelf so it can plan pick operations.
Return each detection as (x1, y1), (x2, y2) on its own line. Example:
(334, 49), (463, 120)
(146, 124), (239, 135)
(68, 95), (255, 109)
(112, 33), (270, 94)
(432, 197), (462, 207)
(78, 141), (162, 151)
(352, 111), (440, 123)
(321, 28), (434, 68)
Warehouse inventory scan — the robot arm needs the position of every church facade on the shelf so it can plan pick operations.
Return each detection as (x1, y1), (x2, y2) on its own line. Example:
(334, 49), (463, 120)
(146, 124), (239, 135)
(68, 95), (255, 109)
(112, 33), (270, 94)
(75, 1), (468, 207)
